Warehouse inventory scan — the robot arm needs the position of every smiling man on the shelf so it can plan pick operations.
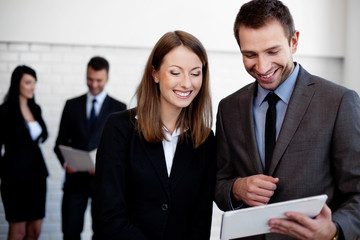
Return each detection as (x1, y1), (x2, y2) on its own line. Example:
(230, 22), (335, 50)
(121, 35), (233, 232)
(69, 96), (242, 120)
(215, 0), (360, 239)
(54, 56), (126, 240)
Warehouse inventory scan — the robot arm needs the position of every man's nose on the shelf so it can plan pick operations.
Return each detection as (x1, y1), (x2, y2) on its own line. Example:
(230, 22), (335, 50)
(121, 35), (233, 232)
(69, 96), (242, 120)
(256, 55), (271, 74)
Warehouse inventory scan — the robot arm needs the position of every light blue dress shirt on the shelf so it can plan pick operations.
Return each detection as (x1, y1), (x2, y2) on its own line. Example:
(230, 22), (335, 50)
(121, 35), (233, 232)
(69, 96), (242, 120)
(86, 90), (107, 118)
(253, 63), (300, 169)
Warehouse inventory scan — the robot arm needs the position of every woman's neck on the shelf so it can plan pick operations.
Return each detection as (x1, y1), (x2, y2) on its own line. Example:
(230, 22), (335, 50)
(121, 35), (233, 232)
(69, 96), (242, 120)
(19, 95), (35, 122)
(19, 95), (28, 107)
(161, 107), (181, 135)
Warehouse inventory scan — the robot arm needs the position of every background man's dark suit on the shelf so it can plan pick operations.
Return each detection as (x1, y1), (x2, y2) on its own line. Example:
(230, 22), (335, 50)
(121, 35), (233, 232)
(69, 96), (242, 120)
(54, 94), (126, 239)
(215, 65), (360, 239)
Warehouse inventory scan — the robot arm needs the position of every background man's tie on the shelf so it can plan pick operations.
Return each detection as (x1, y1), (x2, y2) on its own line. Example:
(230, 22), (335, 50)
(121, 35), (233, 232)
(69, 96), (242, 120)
(88, 98), (97, 131)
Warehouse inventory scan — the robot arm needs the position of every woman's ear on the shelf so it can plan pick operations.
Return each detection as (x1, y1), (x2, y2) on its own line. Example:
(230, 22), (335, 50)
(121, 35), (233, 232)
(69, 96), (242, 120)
(152, 66), (159, 83)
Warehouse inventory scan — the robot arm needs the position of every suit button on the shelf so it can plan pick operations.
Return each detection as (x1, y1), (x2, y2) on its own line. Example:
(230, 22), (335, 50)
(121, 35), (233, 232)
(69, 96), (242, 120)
(161, 204), (168, 211)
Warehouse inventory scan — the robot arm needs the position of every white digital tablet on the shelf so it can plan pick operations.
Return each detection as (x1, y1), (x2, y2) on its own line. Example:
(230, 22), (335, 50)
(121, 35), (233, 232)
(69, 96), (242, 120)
(220, 194), (328, 240)
(59, 145), (96, 171)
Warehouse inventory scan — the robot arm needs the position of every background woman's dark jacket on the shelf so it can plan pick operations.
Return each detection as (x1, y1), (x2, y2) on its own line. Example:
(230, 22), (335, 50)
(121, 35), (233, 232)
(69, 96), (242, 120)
(0, 101), (48, 181)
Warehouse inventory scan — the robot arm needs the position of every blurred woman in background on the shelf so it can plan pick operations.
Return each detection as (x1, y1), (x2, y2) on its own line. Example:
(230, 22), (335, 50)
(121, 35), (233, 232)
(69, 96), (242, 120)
(0, 65), (49, 240)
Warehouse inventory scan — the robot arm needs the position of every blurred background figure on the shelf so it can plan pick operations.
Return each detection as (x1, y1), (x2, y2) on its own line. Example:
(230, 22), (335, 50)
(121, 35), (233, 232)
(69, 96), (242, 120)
(0, 65), (49, 240)
(54, 56), (126, 240)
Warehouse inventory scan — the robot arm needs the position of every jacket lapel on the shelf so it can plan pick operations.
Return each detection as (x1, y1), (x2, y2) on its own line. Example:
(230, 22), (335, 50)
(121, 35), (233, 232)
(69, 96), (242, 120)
(240, 83), (264, 173)
(169, 136), (195, 189)
(79, 95), (88, 134)
(269, 66), (315, 175)
(96, 95), (110, 124)
(139, 137), (171, 198)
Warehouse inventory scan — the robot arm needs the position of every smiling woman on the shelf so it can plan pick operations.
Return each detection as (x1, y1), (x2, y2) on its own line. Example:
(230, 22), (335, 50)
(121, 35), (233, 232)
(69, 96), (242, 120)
(152, 45), (203, 132)
(93, 30), (216, 240)
(135, 30), (212, 148)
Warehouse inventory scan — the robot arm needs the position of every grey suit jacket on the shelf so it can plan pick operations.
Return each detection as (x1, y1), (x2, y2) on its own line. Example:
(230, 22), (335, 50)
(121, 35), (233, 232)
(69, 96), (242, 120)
(215, 65), (360, 239)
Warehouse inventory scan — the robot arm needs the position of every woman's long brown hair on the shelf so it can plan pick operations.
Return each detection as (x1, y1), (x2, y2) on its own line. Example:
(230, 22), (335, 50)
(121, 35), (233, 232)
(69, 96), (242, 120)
(135, 30), (212, 148)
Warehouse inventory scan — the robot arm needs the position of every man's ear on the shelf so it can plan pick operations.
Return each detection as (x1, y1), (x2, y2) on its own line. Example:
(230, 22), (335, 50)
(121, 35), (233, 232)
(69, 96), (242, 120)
(291, 31), (300, 54)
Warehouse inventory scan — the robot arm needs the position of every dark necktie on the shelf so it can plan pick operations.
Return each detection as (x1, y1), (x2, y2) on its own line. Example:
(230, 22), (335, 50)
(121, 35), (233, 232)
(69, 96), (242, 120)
(264, 92), (280, 175)
(88, 99), (97, 131)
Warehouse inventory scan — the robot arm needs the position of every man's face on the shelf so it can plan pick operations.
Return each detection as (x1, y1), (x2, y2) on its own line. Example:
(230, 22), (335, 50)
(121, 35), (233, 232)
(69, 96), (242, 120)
(86, 66), (108, 96)
(238, 20), (299, 91)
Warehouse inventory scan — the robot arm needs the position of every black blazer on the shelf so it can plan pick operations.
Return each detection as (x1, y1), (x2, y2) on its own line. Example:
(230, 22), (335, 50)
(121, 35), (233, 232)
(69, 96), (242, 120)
(0, 102), (48, 181)
(94, 109), (216, 240)
(54, 94), (126, 190)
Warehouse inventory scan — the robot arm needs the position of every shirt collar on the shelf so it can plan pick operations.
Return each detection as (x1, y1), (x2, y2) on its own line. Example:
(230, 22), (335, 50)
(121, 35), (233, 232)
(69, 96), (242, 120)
(163, 126), (181, 138)
(87, 90), (107, 104)
(134, 115), (186, 139)
(255, 62), (299, 106)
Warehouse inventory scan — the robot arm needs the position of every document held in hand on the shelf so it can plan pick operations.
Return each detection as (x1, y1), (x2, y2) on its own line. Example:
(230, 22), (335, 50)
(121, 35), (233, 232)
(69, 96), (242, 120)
(220, 194), (328, 240)
(59, 145), (96, 171)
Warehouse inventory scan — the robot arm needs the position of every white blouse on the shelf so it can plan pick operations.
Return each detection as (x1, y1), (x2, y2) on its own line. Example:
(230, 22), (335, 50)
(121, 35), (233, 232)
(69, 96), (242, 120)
(27, 121), (42, 141)
(162, 127), (181, 177)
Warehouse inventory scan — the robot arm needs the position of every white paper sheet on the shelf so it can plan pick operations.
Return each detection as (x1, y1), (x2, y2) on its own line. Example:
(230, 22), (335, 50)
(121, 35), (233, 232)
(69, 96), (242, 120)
(59, 145), (96, 171)
(220, 194), (328, 240)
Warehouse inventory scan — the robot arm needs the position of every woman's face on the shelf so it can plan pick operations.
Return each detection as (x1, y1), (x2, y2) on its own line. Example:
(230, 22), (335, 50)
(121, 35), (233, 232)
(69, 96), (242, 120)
(19, 73), (36, 100)
(152, 45), (203, 115)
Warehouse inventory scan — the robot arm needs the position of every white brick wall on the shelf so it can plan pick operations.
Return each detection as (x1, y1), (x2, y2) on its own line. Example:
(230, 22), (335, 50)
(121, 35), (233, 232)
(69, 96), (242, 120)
(0, 41), (343, 240)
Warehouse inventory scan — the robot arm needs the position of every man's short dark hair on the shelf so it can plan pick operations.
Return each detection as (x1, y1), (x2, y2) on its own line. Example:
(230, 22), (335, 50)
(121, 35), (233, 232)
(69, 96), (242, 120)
(234, 0), (295, 46)
(87, 56), (109, 74)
